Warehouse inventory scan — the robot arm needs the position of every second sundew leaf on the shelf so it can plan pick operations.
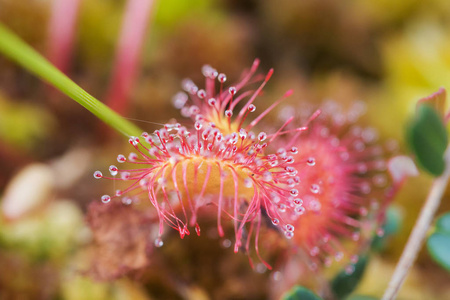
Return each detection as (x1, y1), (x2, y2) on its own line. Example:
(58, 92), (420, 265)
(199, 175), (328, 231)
(407, 104), (448, 176)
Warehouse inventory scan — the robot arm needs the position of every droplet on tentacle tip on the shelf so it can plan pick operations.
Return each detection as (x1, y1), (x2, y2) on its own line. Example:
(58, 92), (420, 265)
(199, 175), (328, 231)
(93, 171), (103, 179)
(154, 237), (164, 248)
(109, 165), (118, 176)
(101, 195), (111, 204)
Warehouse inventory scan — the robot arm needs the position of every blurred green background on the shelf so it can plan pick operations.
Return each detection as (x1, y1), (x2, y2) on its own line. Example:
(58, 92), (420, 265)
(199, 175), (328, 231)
(1, 0), (450, 299)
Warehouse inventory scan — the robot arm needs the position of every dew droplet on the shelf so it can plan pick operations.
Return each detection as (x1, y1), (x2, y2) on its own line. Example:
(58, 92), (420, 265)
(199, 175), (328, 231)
(290, 147), (298, 154)
(190, 105), (200, 115)
(277, 148), (286, 156)
(128, 152), (138, 162)
(154, 237), (164, 247)
(359, 207), (368, 216)
(101, 195), (111, 203)
(228, 86), (237, 95)
(376, 228), (385, 237)
(285, 224), (295, 232)
(290, 189), (299, 197)
(258, 132), (267, 142)
(271, 218), (280, 226)
(206, 98), (216, 106)
(345, 265), (355, 275)
(239, 128), (247, 139)
(310, 184), (320, 194)
(285, 231), (294, 239)
(218, 73), (227, 83)
(197, 89), (206, 99)
(244, 178), (253, 188)
(309, 199), (321, 211)
(310, 246), (319, 256)
(262, 172), (273, 181)
(195, 121), (203, 130)
(115, 189), (122, 196)
(225, 110), (233, 117)
(172, 92), (188, 109)
(121, 172), (131, 180)
(306, 157), (316, 166)
(129, 136), (139, 146)
(93, 171), (103, 179)
(117, 154), (126, 163)
(109, 165), (118, 176)
(248, 104), (256, 112)
(356, 164), (367, 175)
(373, 174), (387, 187)
(309, 262), (318, 271)
(285, 156), (294, 164)
(122, 197), (132, 205)
(352, 232), (360, 241)
(220, 239), (231, 248)
(293, 198), (303, 206)
(295, 206), (305, 215)
(272, 271), (282, 281)
(360, 182), (371, 194)
(353, 140), (365, 151)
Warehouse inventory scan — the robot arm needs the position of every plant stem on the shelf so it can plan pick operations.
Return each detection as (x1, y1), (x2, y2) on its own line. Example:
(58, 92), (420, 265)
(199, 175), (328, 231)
(382, 148), (450, 300)
(0, 23), (142, 137)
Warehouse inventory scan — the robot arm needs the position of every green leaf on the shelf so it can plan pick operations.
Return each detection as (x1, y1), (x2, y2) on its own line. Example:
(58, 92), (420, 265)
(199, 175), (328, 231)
(0, 23), (142, 137)
(282, 286), (323, 300)
(331, 256), (368, 299)
(427, 232), (450, 272)
(427, 212), (450, 272)
(435, 212), (450, 233)
(407, 104), (448, 176)
(371, 206), (402, 251)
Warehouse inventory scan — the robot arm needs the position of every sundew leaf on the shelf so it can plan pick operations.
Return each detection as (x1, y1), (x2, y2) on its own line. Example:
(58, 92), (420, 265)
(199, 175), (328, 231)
(282, 286), (323, 300)
(407, 104), (448, 176)
(427, 212), (450, 272)
(331, 256), (368, 299)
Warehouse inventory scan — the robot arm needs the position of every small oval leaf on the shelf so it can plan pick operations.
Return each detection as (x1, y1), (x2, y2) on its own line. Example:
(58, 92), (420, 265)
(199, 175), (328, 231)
(407, 104), (448, 176)
(282, 286), (323, 300)
(427, 232), (450, 272)
(372, 206), (403, 251)
(331, 256), (368, 299)
(436, 212), (450, 233)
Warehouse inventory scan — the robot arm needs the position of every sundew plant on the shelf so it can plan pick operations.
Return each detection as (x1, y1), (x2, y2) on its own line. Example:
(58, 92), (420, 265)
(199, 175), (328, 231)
(0, 1), (450, 300)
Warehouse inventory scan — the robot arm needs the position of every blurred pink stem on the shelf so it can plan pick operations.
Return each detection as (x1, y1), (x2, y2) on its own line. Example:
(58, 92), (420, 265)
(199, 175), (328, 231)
(47, 0), (81, 73)
(382, 147), (450, 300)
(104, 0), (156, 115)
